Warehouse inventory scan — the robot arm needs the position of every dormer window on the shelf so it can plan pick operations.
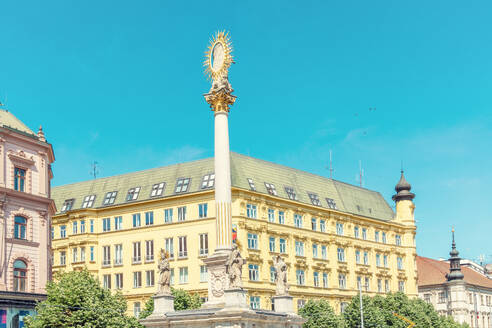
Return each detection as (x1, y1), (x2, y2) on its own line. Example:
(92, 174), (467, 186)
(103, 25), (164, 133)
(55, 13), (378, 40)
(284, 187), (297, 200)
(326, 198), (337, 209)
(264, 183), (277, 196)
(150, 182), (165, 197)
(247, 178), (256, 191)
(61, 199), (75, 212)
(201, 174), (215, 189)
(175, 178), (190, 193)
(126, 187), (141, 201)
(14, 167), (26, 192)
(82, 195), (96, 208)
(308, 193), (321, 206)
(103, 191), (117, 205)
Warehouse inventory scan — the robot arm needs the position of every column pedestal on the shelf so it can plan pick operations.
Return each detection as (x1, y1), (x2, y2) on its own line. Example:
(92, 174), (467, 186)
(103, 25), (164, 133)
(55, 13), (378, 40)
(222, 289), (249, 310)
(273, 295), (295, 315)
(201, 251), (230, 308)
(148, 294), (174, 318)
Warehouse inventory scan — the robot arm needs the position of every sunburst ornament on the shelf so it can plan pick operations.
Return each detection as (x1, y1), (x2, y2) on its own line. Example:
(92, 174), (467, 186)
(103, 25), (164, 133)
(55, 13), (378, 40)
(204, 31), (234, 81)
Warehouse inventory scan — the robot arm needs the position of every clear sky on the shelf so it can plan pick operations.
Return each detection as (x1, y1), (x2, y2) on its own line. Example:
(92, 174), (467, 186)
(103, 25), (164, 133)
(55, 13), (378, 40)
(1, 0), (491, 263)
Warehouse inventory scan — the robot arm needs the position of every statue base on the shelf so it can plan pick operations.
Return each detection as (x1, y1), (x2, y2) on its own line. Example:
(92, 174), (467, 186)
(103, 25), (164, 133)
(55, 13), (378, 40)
(201, 249), (231, 309)
(272, 295), (295, 315)
(221, 288), (249, 310)
(147, 293), (174, 319)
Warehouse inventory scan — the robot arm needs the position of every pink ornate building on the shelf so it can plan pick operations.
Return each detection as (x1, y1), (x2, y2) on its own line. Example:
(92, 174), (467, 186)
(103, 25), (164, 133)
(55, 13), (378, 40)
(0, 107), (55, 327)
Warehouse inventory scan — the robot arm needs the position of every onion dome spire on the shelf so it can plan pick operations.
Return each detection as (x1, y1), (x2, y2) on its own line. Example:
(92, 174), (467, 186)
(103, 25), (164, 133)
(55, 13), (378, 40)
(392, 170), (415, 202)
(447, 228), (464, 281)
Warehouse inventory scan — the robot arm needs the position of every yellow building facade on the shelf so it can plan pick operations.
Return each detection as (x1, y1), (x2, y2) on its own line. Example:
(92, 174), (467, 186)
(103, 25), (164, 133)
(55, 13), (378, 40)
(51, 153), (417, 316)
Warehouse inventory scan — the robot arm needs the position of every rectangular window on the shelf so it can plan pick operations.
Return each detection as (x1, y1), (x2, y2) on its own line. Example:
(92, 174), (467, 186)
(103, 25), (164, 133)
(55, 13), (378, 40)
(375, 231), (380, 242)
(134, 302), (141, 318)
(247, 178), (256, 191)
(321, 245), (327, 259)
(82, 194), (96, 208)
(337, 248), (345, 262)
(246, 204), (257, 219)
(376, 253), (381, 267)
(362, 228), (367, 240)
(278, 211), (285, 224)
(270, 266), (276, 282)
(264, 182), (277, 196)
(295, 241), (304, 257)
(102, 218), (111, 232)
(14, 167), (26, 192)
(397, 257), (404, 270)
(320, 220), (326, 232)
(177, 206), (187, 221)
(61, 199), (75, 213)
(114, 216), (123, 230)
(114, 244), (122, 265)
(308, 193), (321, 206)
(438, 291), (447, 303)
(133, 271), (142, 288)
(175, 178), (191, 193)
(80, 247), (85, 261)
(145, 240), (154, 262)
(103, 191), (117, 205)
(115, 273), (123, 289)
(365, 277), (370, 291)
(311, 218), (317, 231)
(284, 186), (297, 200)
(199, 233), (208, 256)
(355, 250), (361, 264)
(336, 222), (344, 235)
(133, 242), (141, 263)
(279, 238), (286, 253)
(90, 247), (94, 262)
(382, 232), (387, 244)
(248, 264), (259, 281)
(170, 269), (174, 285)
(338, 274), (346, 289)
(72, 248), (78, 263)
(178, 236), (187, 258)
(357, 276), (362, 289)
(80, 220), (85, 233)
(326, 198), (337, 209)
(312, 244), (318, 258)
(165, 238), (174, 259)
(268, 209), (275, 222)
(72, 221), (78, 234)
(60, 251), (66, 265)
(179, 267), (188, 284)
(297, 299), (306, 310)
(201, 173), (215, 189)
(354, 226), (360, 238)
(51, 227), (54, 239)
(398, 280), (405, 292)
(269, 237), (275, 252)
(164, 209), (173, 223)
(363, 251), (369, 265)
(395, 235), (402, 246)
(145, 212), (154, 225)
(199, 203), (208, 218)
(146, 270), (155, 287)
(296, 270), (305, 285)
(247, 233), (258, 249)
(150, 182), (165, 197)
(313, 272), (320, 287)
(294, 214), (303, 228)
(323, 273), (328, 288)
(103, 274), (111, 289)
(200, 265), (208, 282)
(384, 255), (388, 268)
(126, 187), (141, 201)
(103, 246), (111, 266)
(385, 279), (390, 293)
(378, 279), (382, 293)
(90, 220), (94, 233)
(250, 296), (260, 309)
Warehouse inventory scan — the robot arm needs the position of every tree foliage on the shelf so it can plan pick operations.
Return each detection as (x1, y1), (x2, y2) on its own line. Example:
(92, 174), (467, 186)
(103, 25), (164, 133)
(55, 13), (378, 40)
(139, 288), (203, 319)
(298, 299), (345, 328)
(24, 269), (141, 328)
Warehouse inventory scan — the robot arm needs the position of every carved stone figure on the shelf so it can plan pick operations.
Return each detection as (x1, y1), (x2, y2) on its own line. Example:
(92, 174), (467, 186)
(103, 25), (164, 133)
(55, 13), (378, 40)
(274, 255), (289, 295)
(157, 249), (171, 295)
(226, 244), (246, 289)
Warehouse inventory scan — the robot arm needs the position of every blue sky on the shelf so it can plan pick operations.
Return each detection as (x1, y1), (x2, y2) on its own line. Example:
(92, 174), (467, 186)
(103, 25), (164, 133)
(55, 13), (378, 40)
(1, 0), (491, 262)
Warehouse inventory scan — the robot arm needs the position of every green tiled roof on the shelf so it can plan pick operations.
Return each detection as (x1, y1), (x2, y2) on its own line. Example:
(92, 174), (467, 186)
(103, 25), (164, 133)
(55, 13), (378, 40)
(0, 109), (36, 136)
(52, 153), (395, 221)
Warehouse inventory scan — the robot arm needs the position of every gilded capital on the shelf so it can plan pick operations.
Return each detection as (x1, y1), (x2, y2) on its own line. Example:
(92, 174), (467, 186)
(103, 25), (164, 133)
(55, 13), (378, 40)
(204, 87), (236, 113)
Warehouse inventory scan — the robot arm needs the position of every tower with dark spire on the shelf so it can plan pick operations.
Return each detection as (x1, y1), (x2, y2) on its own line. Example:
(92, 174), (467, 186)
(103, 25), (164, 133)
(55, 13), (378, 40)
(392, 170), (416, 225)
(448, 228), (464, 281)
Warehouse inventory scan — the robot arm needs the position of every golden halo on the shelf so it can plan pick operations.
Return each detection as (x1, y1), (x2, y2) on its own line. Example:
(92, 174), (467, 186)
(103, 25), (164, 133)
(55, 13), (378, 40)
(204, 31), (233, 81)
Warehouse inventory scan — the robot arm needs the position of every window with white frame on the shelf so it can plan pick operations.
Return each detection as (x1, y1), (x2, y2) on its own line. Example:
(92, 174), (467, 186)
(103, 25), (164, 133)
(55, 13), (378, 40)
(248, 264), (259, 281)
(132, 213), (141, 227)
(114, 216), (122, 230)
(90, 220), (94, 233)
(398, 280), (405, 292)
(338, 274), (346, 289)
(278, 211), (285, 224)
(164, 209), (173, 223)
(199, 233), (208, 256)
(145, 212), (154, 225)
(321, 245), (327, 259)
(165, 238), (174, 259)
(320, 219), (326, 232)
(114, 244), (123, 265)
(199, 203), (208, 218)
(268, 209), (275, 222)
(150, 182), (165, 197)
(384, 255), (388, 267)
(115, 273), (123, 289)
(294, 214), (303, 228)
(385, 279), (390, 292)
(395, 234), (402, 246)
(103, 274), (111, 289)
(362, 228), (367, 240)
(247, 233), (258, 249)
(146, 270), (155, 287)
(270, 266), (276, 282)
(133, 302), (141, 317)
(170, 269), (175, 285)
(200, 265), (208, 282)
(269, 237), (275, 252)
(126, 187), (141, 201)
(177, 206), (187, 221)
(82, 195), (96, 208)
(308, 193), (321, 206)
(284, 186), (297, 200)
(336, 222), (344, 235)
(382, 232), (387, 244)
(365, 277), (370, 291)
(296, 270), (305, 285)
(295, 241), (304, 257)
(312, 272), (320, 287)
(133, 271), (142, 288)
(103, 191), (117, 205)
(312, 244), (318, 258)
(246, 204), (257, 219)
(72, 248), (78, 263)
(247, 178), (256, 191)
(337, 248), (345, 262)
(264, 182), (277, 196)
(438, 291), (447, 303)
(250, 296), (260, 309)
(201, 173), (215, 189)
(102, 218), (110, 232)
(355, 250), (361, 264)
(364, 251), (369, 265)
(90, 247), (94, 262)
(323, 273), (328, 288)
(175, 178), (191, 193)
(326, 198), (337, 209)
(73, 221), (78, 234)
(377, 279), (382, 293)
(145, 240), (154, 262)
(132, 242), (141, 263)
(60, 251), (66, 265)
(178, 236), (187, 258)
(179, 267), (188, 284)
(279, 239), (286, 253)
(80, 220), (85, 233)
(375, 231), (380, 242)
(397, 257), (404, 270)
(354, 226), (360, 238)
(376, 253), (381, 267)
(311, 218), (317, 231)
(103, 246), (111, 266)
(61, 199), (75, 212)
(297, 299), (306, 310)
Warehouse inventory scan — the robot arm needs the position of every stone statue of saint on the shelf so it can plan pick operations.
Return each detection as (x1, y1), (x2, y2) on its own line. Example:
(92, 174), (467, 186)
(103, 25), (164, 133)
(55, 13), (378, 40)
(157, 249), (171, 295)
(226, 244), (246, 289)
(274, 255), (289, 295)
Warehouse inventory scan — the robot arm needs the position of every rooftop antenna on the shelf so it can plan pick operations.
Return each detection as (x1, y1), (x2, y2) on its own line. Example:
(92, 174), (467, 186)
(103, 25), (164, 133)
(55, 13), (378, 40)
(324, 149), (335, 179)
(359, 160), (364, 187)
(90, 161), (99, 179)
(479, 254), (485, 266)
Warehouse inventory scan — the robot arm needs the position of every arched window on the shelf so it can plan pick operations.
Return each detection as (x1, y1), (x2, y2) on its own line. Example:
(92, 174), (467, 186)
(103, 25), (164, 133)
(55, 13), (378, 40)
(14, 216), (27, 240)
(13, 260), (27, 292)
